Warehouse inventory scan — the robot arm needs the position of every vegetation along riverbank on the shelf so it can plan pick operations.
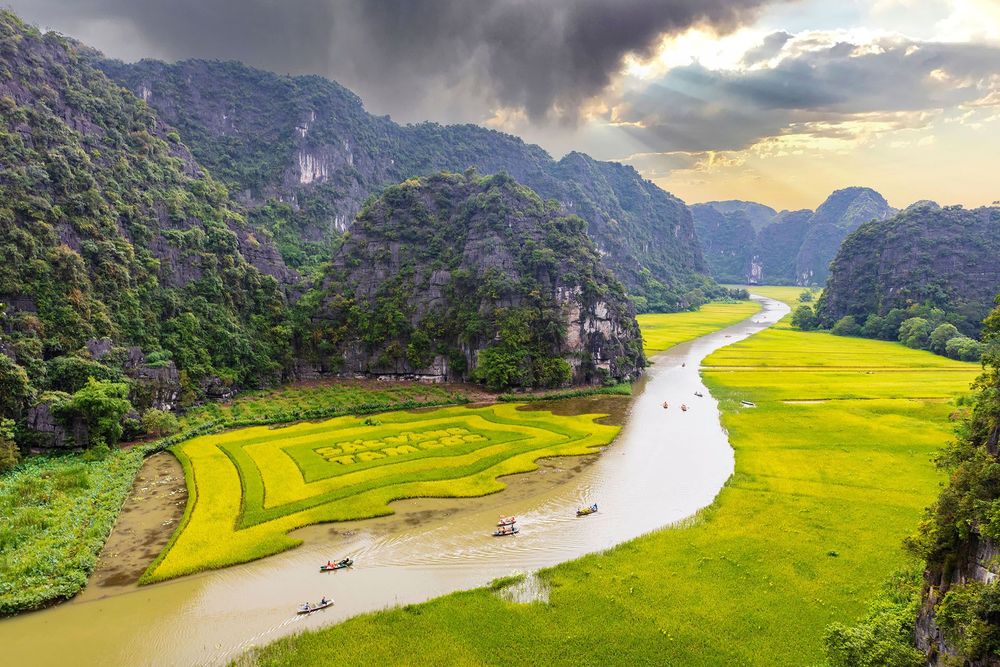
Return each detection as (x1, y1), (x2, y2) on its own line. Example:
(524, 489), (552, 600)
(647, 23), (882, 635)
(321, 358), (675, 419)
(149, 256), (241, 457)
(239, 297), (978, 666)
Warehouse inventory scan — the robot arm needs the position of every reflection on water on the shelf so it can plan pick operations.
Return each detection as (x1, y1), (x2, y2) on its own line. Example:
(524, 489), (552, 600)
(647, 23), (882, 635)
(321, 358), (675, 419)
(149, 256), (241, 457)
(0, 297), (787, 666)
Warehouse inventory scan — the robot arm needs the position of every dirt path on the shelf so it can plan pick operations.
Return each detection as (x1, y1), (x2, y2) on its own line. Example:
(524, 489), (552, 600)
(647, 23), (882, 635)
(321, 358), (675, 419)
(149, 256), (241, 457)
(79, 452), (187, 599)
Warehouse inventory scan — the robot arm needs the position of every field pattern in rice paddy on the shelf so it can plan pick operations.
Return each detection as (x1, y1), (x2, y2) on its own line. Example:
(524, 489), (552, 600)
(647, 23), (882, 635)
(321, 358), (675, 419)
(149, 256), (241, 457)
(146, 404), (618, 582)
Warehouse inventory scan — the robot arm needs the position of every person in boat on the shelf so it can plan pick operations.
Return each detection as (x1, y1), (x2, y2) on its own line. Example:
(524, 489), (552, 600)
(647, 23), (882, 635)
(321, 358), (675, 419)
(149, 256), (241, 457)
(320, 596), (329, 605)
(326, 560), (333, 567)
(302, 602), (311, 611)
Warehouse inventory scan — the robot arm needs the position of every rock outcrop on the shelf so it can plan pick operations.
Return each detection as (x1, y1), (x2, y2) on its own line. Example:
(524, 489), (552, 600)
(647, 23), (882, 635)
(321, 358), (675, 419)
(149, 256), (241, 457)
(817, 204), (1000, 335)
(298, 172), (645, 387)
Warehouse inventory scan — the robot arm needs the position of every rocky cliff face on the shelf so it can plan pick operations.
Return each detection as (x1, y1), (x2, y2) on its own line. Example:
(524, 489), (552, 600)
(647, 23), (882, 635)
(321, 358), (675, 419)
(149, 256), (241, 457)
(297, 172), (644, 387)
(98, 59), (711, 312)
(690, 188), (894, 286)
(689, 204), (757, 283)
(794, 187), (895, 285)
(817, 203), (1000, 334)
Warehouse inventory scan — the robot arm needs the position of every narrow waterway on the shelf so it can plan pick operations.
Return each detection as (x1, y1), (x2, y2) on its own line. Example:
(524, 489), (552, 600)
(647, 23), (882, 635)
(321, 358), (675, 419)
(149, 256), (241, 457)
(0, 296), (787, 666)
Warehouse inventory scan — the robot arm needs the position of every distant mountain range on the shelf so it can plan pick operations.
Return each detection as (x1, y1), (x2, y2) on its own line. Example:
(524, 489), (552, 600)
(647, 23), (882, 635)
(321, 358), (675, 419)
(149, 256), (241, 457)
(690, 187), (896, 285)
(97, 58), (713, 312)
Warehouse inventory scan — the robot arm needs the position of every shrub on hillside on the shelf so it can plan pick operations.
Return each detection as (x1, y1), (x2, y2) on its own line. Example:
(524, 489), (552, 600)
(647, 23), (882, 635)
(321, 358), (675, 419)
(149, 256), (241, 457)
(832, 316), (862, 337)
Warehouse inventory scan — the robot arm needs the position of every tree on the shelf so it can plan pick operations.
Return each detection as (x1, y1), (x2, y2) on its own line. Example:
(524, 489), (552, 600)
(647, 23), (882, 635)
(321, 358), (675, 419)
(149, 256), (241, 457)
(929, 323), (961, 355)
(799, 290), (814, 303)
(0, 354), (32, 420)
(0, 418), (19, 472)
(832, 316), (862, 337)
(898, 317), (932, 349)
(141, 408), (180, 437)
(791, 305), (818, 331)
(57, 378), (132, 447)
(945, 336), (983, 362)
(862, 314), (886, 339)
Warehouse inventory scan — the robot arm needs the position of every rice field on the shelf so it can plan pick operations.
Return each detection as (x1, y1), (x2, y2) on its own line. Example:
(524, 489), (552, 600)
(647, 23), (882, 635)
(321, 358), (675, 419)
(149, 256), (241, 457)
(146, 404), (618, 582)
(637, 301), (762, 356)
(242, 298), (981, 666)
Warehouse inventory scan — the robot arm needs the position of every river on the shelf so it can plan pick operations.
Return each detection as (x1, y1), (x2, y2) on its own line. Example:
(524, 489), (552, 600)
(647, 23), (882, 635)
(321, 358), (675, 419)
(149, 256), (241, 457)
(0, 295), (787, 666)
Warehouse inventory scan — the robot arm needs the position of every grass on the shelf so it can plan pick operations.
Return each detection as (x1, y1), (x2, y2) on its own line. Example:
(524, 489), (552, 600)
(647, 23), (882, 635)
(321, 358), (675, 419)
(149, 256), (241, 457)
(240, 303), (980, 666)
(497, 383), (632, 402)
(146, 404), (619, 582)
(178, 382), (469, 431)
(637, 300), (762, 356)
(0, 448), (147, 615)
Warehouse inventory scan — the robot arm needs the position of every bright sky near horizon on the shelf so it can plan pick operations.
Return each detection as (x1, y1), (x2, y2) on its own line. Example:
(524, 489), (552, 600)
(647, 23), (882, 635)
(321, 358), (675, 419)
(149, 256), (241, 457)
(9, 0), (1000, 211)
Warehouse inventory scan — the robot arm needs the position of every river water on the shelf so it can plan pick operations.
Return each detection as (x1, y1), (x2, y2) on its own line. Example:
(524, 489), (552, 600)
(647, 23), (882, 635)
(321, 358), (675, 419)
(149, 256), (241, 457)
(0, 296), (786, 666)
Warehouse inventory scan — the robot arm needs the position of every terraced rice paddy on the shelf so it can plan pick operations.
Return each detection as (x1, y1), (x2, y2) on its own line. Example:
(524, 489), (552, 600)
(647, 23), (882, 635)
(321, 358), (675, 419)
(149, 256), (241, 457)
(637, 300), (762, 356)
(146, 404), (618, 582)
(245, 299), (982, 666)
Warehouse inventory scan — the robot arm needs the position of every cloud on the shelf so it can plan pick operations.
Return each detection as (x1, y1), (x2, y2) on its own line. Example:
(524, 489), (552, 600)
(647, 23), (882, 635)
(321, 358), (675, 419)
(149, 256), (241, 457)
(608, 34), (1000, 155)
(6, 0), (786, 123)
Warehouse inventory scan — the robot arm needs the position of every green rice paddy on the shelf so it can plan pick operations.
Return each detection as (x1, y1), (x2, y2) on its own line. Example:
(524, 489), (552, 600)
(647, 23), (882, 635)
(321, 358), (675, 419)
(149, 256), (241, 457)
(147, 404), (619, 582)
(637, 300), (762, 356)
(242, 297), (979, 666)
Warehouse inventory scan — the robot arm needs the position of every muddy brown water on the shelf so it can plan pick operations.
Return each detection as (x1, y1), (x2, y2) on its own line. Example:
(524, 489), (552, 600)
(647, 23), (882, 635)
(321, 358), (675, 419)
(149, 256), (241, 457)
(0, 296), (787, 666)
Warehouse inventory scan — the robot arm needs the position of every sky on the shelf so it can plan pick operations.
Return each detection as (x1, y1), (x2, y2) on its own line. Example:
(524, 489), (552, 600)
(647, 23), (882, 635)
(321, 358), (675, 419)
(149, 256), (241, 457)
(7, 0), (1000, 211)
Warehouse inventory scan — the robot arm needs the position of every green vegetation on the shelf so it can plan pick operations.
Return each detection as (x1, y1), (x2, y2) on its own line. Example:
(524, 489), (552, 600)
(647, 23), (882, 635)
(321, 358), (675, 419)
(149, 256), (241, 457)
(297, 172), (644, 388)
(99, 58), (718, 311)
(636, 300), (761, 356)
(818, 202), (1000, 338)
(0, 446), (147, 614)
(241, 299), (977, 666)
(497, 383), (631, 402)
(176, 381), (469, 431)
(807, 302), (985, 362)
(0, 11), (289, 447)
(147, 403), (619, 581)
(0, 380), (475, 613)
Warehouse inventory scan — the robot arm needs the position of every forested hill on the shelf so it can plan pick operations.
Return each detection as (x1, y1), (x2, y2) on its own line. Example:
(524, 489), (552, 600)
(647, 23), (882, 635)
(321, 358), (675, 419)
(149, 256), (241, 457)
(0, 11), (292, 427)
(97, 58), (713, 312)
(690, 187), (894, 285)
(296, 172), (645, 388)
(817, 202), (1000, 335)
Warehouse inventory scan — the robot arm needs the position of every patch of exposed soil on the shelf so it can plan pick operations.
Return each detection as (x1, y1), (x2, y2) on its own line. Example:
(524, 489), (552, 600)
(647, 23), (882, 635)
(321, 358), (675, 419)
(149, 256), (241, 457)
(79, 452), (187, 599)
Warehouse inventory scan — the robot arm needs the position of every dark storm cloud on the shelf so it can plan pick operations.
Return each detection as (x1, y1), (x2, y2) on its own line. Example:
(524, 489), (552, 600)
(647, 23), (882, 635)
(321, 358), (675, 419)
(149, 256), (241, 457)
(613, 37), (1000, 153)
(6, 0), (786, 121)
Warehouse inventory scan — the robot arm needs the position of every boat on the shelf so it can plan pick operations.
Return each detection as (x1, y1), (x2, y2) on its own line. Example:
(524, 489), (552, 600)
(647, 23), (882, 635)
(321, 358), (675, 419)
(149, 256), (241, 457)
(694, 391), (703, 398)
(576, 503), (598, 517)
(320, 557), (353, 572)
(680, 404), (688, 412)
(740, 400), (757, 408)
(662, 401), (669, 409)
(493, 525), (520, 536)
(297, 598), (333, 614)
(497, 515), (517, 526)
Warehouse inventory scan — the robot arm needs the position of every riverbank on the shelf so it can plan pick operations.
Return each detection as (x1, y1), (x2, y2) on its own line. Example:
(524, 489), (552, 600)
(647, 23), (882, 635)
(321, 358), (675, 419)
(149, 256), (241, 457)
(240, 299), (978, 666)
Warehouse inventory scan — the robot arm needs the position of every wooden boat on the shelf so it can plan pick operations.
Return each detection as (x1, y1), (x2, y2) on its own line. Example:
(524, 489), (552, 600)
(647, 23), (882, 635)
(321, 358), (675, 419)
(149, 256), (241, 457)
(493, 525), (520, 537)
(576, 503), (598, 517)
(320, 558), (353, 572)
(740, 400), (757, 408)
(662, 401), (669, 409)
(680, 404), (688, 412)
(694, 391), (703, 398)
(497, 516), (517, 527)
(298, 599), (333, 614)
